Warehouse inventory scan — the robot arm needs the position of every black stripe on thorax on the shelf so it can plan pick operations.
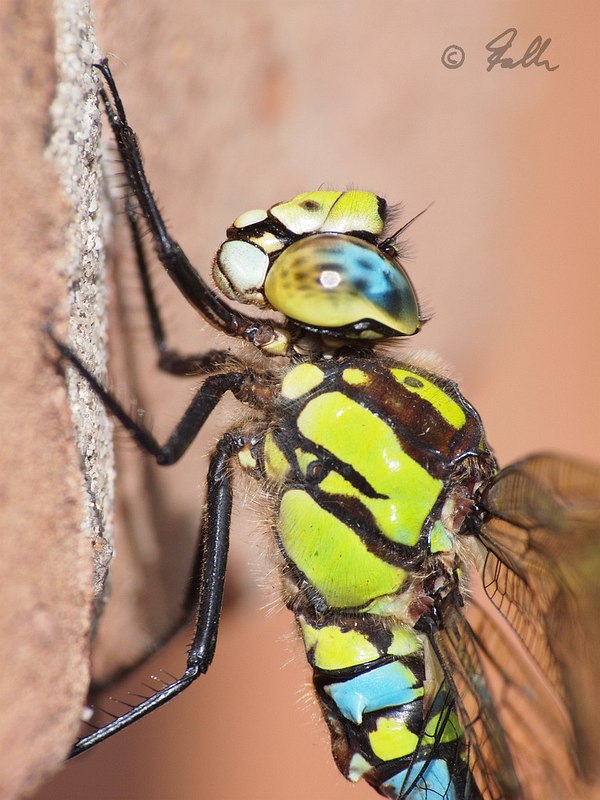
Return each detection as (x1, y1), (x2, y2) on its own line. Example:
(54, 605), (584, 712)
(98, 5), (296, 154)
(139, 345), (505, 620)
(277, 358), (483, 481)
(301, 482), (429, 568)
(340, 375), (471, 479)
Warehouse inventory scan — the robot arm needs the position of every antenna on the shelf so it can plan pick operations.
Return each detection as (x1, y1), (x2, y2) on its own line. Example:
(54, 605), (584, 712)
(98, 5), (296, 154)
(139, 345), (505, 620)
(380, 202), (434, 250)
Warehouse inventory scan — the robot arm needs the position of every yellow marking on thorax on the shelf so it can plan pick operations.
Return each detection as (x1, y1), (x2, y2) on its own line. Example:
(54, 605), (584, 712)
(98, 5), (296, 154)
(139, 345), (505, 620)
(342, 368), (370, 386)
(278, 489), (407, 609)
(281, 363), (325, 400)
(298, 392), (439, 496)
(237, 446), (257, 471)
(391, 368), (467, 429)
(295, 448), (317, 476)
(297, 393), (443, 544)
(264, 431), (290, 481)
(318, 471), (425, 547)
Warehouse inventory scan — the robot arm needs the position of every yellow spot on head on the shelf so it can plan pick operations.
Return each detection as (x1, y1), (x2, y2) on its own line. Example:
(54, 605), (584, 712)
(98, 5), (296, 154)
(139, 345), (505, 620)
(269, 191), (343, 234)
(233, 208), (268, 228)
(320, 190), (385, 235)
(248, 230), (285, 255)
(268, 190), (385, 236)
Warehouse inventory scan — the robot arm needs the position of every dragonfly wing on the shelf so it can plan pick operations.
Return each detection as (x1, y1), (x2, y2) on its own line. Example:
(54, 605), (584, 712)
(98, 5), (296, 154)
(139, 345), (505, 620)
(474, 453), (600, 789)
(433, 599), (520, 800)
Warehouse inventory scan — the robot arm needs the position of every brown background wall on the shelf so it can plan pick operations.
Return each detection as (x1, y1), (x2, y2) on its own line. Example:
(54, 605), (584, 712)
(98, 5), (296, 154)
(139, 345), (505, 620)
(1, 1), (598, 799)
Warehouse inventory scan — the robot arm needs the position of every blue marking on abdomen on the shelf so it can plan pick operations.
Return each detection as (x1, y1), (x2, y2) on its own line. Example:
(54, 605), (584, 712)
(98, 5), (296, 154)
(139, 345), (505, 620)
(382, 758), (457, 800)
(324, 661), (423, 724)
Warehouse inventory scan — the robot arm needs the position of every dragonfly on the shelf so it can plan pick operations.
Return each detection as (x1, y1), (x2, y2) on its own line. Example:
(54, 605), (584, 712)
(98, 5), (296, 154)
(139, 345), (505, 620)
(52, 59), (600, 799)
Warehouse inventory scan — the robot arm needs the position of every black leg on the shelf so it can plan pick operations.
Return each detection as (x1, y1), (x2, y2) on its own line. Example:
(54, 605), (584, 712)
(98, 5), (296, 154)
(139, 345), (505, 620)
(70, 431), (242, 757)
(48, 330), (255, 465)
(95, 59), (290, 355)
(125, 199), (244, 377)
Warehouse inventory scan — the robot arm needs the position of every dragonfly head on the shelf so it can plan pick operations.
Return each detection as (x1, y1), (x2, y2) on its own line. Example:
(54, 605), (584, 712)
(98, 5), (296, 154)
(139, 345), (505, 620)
(213, 190), (423, 341)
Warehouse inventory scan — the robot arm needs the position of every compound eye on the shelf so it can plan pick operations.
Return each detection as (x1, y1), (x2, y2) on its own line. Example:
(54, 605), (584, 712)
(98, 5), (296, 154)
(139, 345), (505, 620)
(264, 234), (421, 337)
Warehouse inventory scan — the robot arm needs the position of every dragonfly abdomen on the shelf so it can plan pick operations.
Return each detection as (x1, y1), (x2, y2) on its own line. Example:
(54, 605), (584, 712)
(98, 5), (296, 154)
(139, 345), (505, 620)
(297, 611), (475, 799)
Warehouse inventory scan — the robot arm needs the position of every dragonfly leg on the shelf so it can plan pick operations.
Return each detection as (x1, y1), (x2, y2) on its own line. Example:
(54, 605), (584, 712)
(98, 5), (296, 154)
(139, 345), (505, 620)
(70, 431), (242, 756)
(124, 197), (245, 377)
(48, 330), (255, 465)
(95, 59), (289, 354)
